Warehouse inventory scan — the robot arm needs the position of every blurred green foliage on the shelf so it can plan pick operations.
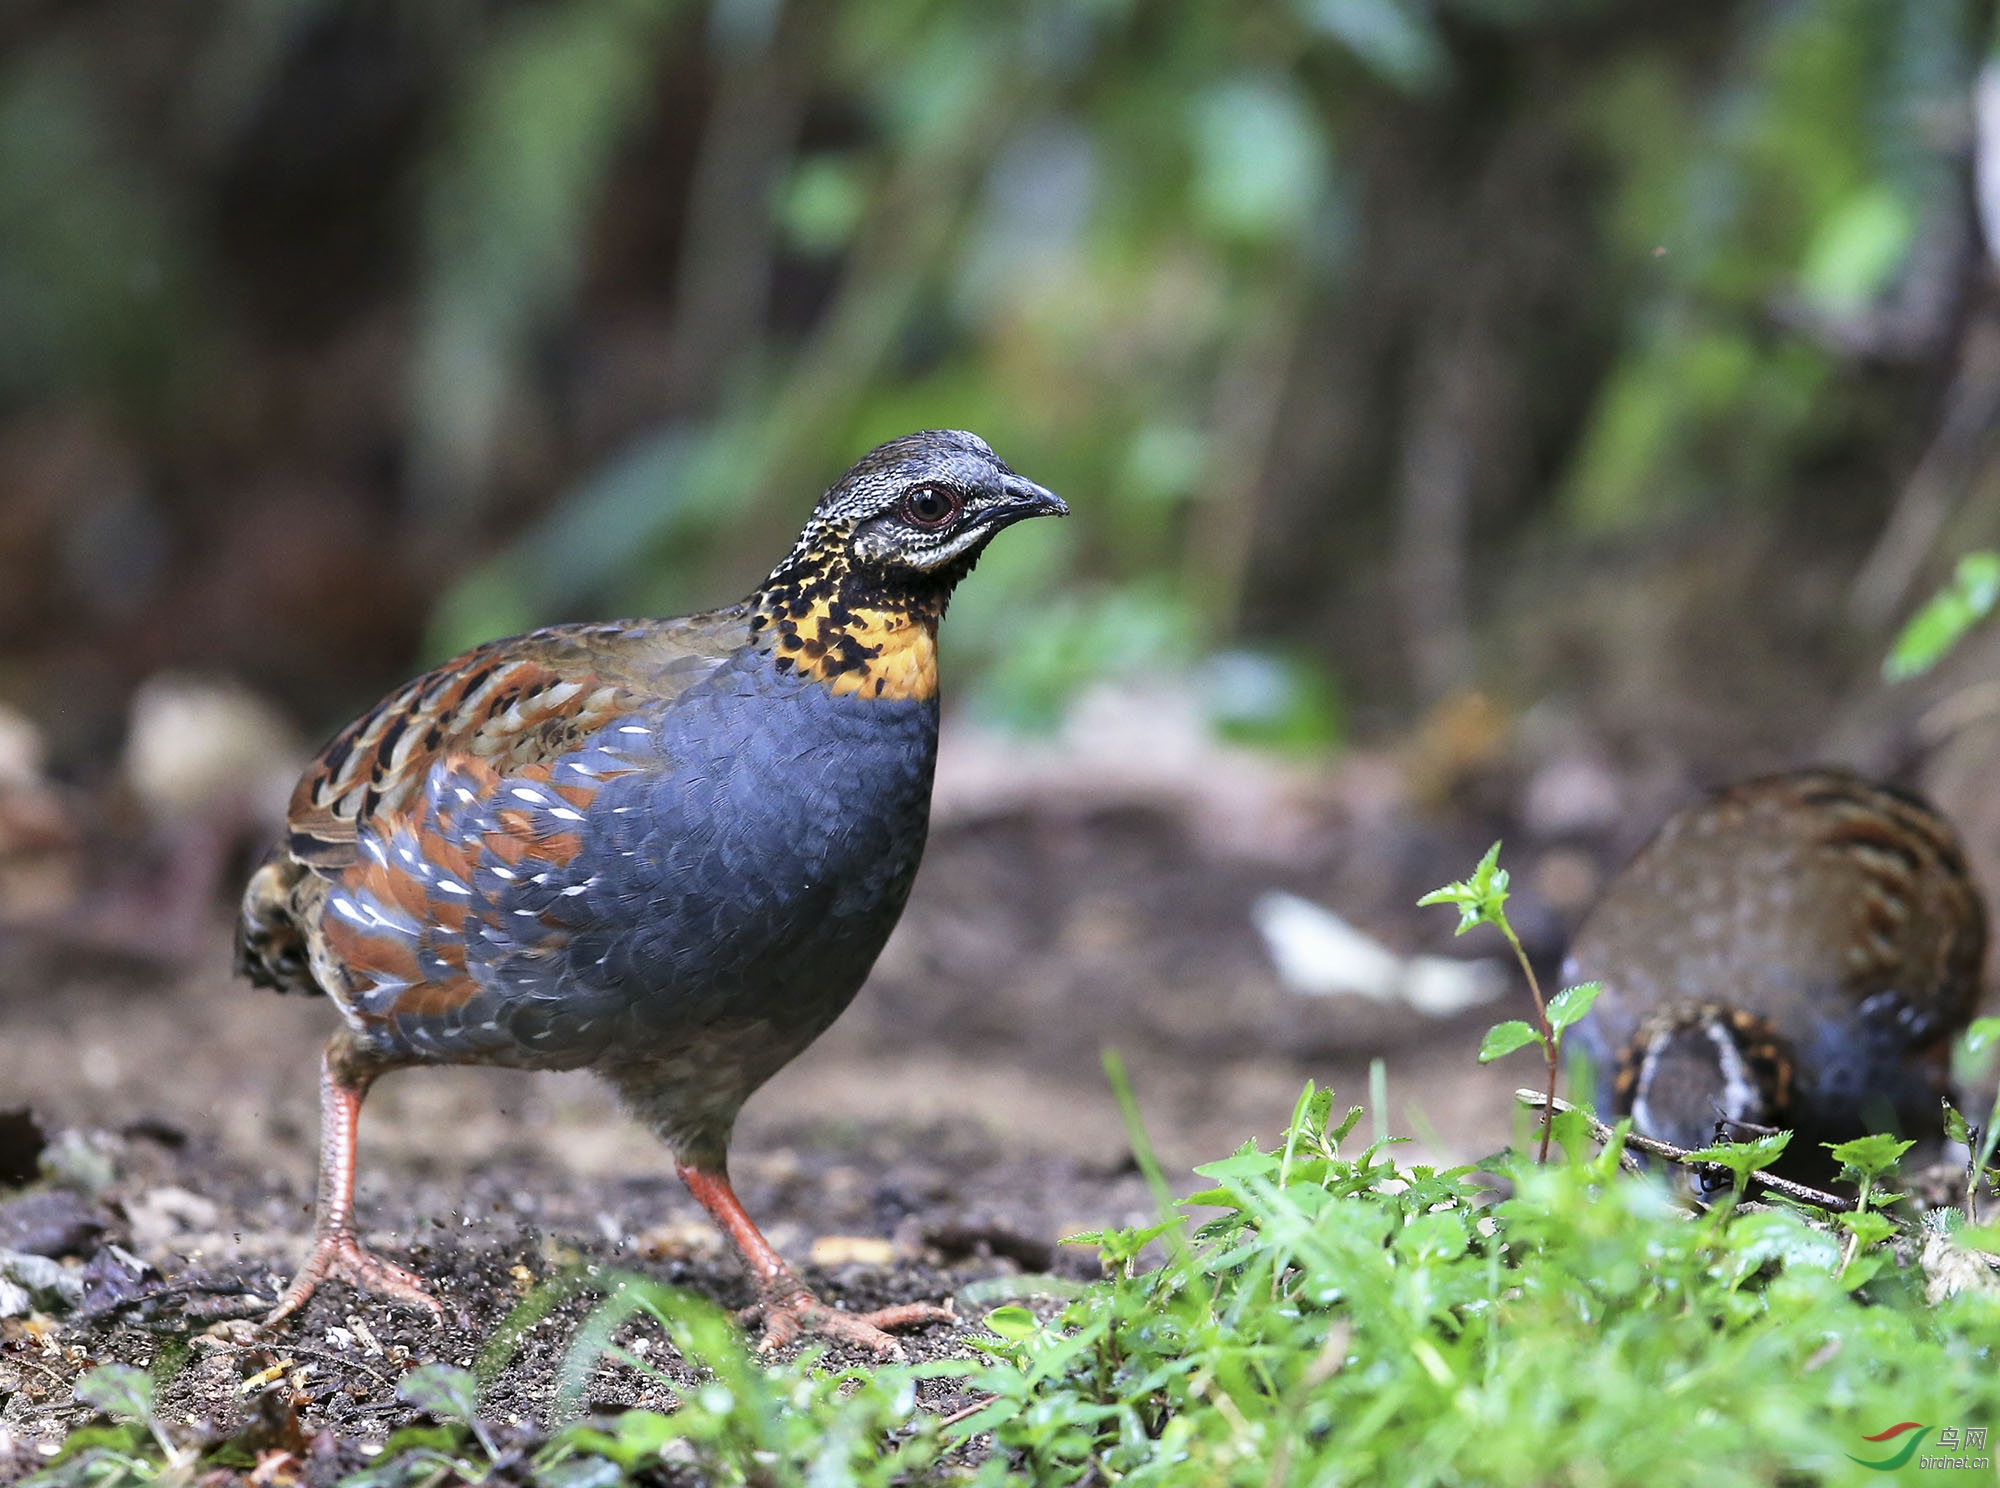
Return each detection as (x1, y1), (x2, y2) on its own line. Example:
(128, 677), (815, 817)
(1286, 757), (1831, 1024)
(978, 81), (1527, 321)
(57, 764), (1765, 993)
(1885, 549), (2000, 678)
(0, 0), (1986, 733)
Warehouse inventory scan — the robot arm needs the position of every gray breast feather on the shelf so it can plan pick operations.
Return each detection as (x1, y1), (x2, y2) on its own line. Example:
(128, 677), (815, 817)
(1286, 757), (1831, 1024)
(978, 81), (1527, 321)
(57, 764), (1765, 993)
(394, 653), (938, 1065)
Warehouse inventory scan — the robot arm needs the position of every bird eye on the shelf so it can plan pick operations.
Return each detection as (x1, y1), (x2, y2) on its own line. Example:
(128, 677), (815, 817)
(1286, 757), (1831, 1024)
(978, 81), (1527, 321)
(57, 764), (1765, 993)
(901, 486), (960, 529)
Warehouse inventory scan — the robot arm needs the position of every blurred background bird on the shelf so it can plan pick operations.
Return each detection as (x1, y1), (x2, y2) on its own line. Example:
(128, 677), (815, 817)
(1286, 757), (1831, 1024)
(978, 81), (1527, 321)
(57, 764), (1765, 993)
(237, 430), (1065, 1352)
(1565, 770), (1987, 1177)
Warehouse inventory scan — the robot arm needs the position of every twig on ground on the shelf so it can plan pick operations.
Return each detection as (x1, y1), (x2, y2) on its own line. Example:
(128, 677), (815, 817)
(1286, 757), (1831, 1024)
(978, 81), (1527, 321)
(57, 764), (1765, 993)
(938, 1395), (997, 1428)
(1511, 1090), (1858, 1212)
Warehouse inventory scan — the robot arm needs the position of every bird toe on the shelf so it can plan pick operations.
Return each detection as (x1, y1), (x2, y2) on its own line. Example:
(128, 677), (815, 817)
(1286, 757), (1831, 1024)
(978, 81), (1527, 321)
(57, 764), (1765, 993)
(263, 1231), (441, 1330)
(746, 1288), (953, 1358)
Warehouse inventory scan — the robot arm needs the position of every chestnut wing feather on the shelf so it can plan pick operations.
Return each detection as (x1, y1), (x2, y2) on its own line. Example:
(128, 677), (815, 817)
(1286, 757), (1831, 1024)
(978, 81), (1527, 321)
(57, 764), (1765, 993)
(286, 615), (746, 873)
(237, 612), (752, 1000)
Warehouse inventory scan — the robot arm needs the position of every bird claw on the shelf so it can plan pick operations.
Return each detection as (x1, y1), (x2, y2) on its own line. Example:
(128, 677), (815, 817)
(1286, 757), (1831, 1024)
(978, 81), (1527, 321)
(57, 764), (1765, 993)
(740, 1288), (955, 1358)
(262, 1230), (442, 1330)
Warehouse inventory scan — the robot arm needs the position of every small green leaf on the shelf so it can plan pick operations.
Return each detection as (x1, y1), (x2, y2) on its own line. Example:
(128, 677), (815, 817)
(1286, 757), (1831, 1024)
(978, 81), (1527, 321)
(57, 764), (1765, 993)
(1921, 1207), (1965, 1238)
(954, 1274), (1089, 1309)
(1827, 1133), (1915, 1180)
(1194, 1150), (1282, 1182)
(38, 1421), (153, 1470)
(551, 1409), (680, 1468)
(1395, 1210), (1469, 1262)
(75, 1363), (155, 1424)
(397, 1364), (482, 1426)
(1478, 1020), (1542, 1063)
(1681, 1132), (1792, 1188)
(372, 1423), (467, 1458)
(1885, 550), (2000, 680)
(1329, 1104), (1367, 1147)
(1838, 1251), (1888, 1292)
(1954, 1222), (2000, 1256)
(1550, 1106), (1597, 1165)
(1943, 1101), (1973, 1149)
(983, 1305), (1041, 1341)
(1836, 1210), (1897, 1247)
(1418, 842), (1509, 936)
(1412, 880), (1482, 934)
(1546, 981), (1601, 1035)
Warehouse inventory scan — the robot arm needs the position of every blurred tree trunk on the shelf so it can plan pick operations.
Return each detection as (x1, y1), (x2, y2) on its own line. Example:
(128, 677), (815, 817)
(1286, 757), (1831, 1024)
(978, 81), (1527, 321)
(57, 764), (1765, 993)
(1239, 26), (1620, 707)
(1394, 315), (1481, 701)
(663, 0), (820, 408)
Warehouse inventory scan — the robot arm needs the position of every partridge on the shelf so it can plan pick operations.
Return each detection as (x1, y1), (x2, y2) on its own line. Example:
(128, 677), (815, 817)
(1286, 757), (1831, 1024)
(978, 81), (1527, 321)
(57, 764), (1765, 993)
(237, 430), (1066, 1352)
(1565, 769), (1987, 1165)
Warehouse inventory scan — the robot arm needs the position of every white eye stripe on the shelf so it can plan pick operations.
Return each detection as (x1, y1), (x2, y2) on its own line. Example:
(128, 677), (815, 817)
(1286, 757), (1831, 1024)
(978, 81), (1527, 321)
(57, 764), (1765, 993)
(1706, 1019), (1760, 1123)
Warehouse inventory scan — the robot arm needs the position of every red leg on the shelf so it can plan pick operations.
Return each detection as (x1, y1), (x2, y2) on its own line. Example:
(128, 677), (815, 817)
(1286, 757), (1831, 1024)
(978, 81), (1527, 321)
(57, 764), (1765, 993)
(263, 1041), (440, 1329)
(676, 1161), (952, 1357)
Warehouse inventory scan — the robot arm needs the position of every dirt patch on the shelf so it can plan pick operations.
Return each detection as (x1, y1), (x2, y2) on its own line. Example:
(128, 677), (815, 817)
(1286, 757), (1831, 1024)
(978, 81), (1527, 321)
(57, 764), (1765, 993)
(0, 1114), (1141, 1461)
(0, 755), (1558, 1470)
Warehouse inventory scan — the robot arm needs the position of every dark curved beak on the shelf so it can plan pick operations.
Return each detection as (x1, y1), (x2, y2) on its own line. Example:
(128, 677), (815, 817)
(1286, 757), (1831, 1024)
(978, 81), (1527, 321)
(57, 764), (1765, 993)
(999, 474), (1069, 520)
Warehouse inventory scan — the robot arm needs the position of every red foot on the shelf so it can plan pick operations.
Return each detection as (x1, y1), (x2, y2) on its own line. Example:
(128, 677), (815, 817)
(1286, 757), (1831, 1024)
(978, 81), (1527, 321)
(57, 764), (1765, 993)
(263, 1230), (442, 1329)
(741, 1284), (954, 1358)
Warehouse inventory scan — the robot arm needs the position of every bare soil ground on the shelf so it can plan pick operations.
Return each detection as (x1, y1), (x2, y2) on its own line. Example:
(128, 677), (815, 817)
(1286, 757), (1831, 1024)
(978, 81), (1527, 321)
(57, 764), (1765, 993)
(0, 734), (1599, 1477)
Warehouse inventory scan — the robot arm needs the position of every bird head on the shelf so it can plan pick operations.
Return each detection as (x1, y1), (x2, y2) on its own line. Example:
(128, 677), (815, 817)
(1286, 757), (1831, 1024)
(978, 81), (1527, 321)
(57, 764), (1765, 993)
(1615, 1003), (1794, 1155)
(766, 430), (1068, 601)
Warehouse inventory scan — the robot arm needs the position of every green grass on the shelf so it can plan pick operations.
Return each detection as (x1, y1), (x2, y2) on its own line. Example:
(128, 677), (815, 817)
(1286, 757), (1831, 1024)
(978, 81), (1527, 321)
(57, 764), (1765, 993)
(34, 1077), (2000, 1487)
(957, 1090), (2000, 1486)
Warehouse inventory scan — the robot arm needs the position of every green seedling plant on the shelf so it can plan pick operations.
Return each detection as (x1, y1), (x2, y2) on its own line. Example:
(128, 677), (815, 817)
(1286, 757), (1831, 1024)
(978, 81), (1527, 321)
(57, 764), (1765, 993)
(473, 1266), (968, 1487)
(1679, 1131), (1795, 1202)
(1419, 842), (1599, 1162)
(23, 1365), (191, 1487)
(1945, 1015), (2000, 1224)
(326, 1363), (507, 1488)
(1825, 1133), (1914, 1289)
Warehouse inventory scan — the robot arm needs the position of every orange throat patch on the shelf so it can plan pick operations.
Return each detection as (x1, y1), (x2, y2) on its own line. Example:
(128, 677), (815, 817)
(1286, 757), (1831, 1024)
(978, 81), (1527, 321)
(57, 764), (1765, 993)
(759, 594), (940, 701)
